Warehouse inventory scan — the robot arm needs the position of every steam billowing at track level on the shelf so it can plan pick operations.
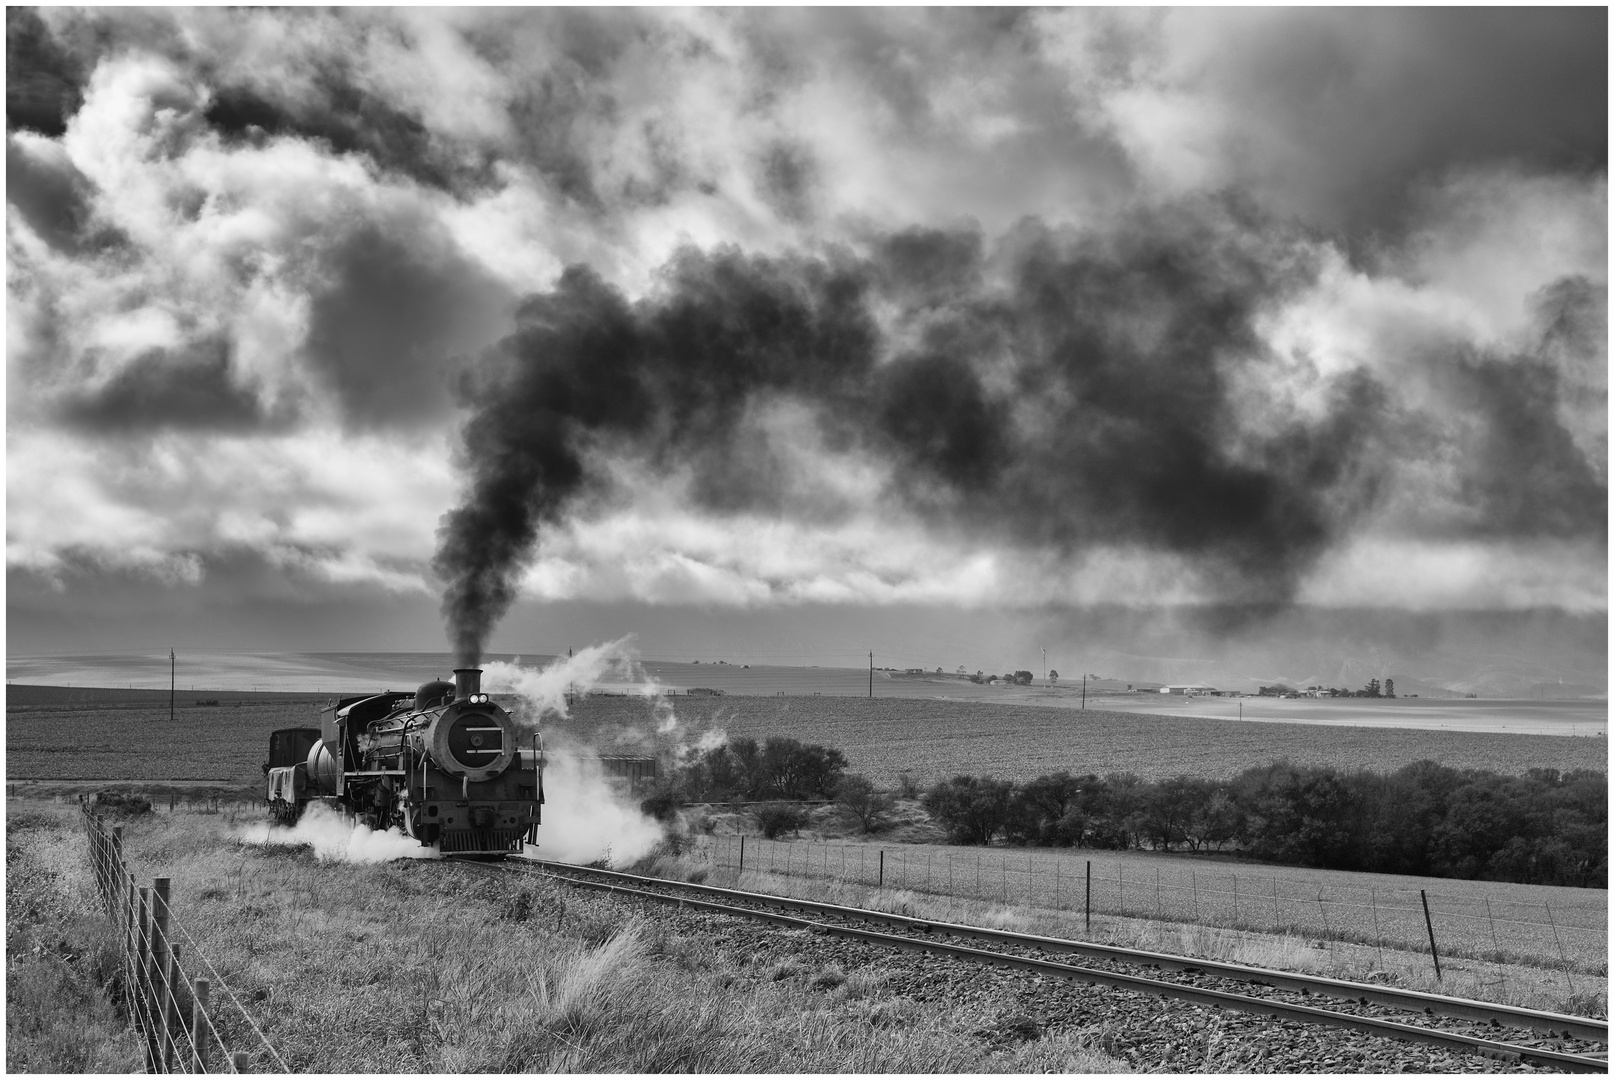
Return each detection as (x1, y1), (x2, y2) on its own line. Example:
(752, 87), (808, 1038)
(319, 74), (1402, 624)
(433, 212), (1407, 663)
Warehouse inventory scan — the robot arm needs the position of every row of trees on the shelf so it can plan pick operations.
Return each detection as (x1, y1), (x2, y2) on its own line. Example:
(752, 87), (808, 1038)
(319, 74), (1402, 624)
(920, 760), (1605, 888)
(964, 670), (1034, 685)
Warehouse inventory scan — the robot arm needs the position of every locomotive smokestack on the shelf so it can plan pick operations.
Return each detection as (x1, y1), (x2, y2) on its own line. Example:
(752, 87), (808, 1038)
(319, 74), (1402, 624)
(453, 668), (483, 702)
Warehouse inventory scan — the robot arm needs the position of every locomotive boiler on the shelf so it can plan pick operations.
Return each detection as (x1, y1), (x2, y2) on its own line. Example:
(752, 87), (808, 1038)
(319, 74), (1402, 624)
(264, 667), (543, 856)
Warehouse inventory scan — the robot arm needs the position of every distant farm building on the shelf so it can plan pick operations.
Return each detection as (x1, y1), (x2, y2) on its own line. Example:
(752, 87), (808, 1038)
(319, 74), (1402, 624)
(1159, 684), (1218, 695)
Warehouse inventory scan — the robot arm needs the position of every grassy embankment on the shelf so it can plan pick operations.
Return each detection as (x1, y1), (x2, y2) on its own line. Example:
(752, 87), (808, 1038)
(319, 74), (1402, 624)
(654, 801), (1608, 1019)
(7, 804), (143, 1071)
(7, 797), (1125, 1073)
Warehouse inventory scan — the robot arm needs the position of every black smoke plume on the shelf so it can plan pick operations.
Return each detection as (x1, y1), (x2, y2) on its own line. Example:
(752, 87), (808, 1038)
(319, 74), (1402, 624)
(434, 208), (1402, 664)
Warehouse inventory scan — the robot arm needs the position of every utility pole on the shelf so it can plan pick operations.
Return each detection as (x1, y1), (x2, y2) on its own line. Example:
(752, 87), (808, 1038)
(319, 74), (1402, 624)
(169, 649), (175, 722)
(868, 651), (873, 699)
(1081, 671), (1086, 710)
(1041, 648), (1046, 684)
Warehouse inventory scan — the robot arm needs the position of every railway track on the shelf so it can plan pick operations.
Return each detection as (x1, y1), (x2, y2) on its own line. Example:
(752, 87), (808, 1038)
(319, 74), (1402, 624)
(497, 859), (1607, 1073)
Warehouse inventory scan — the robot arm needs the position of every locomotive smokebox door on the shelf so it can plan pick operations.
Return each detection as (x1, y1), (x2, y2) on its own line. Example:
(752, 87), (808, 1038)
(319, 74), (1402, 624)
(428, 706), (517, 781)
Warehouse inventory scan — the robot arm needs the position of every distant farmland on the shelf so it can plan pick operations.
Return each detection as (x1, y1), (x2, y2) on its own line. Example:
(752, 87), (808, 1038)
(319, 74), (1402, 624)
(11, 686), (1604, 786)
(556, 695), (1607, 785)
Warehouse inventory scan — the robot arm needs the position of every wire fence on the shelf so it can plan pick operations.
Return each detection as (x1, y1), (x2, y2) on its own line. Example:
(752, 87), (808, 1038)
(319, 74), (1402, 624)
(699, 834), (1607, 981)
(81, 800), (285, 1073)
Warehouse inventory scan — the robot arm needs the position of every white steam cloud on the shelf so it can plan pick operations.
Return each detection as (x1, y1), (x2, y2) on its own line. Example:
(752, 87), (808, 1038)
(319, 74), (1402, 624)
(487, 638), (676, 868)
(237, 802), (440, 863)
(482, 636), (661, 724)
(526, 748), (664, 866)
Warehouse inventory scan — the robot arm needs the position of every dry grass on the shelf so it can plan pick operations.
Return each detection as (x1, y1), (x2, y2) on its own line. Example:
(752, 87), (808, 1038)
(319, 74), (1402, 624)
(683, 857), (1607, 1020)
(696, 826), (1607, 974)
(30, 796), (1129, 1073)
(6, 803), (143, 1072)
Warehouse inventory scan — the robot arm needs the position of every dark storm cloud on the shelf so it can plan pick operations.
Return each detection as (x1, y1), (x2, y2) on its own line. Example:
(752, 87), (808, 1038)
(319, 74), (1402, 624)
(203, 80), (493, 197)
(6, 8), (85, 137)
(6, 136), (93, 251)
(56, 337), (297, 435)
(1444, 355), (1606, 540)
(303, 224), (514, 429)
(434, 208), (1398, 663)
(1157, 7), (1606, 240)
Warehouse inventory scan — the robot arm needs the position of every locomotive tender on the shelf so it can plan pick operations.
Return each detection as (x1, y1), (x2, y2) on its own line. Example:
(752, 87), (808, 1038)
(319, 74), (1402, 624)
(264, 667), (543, 856)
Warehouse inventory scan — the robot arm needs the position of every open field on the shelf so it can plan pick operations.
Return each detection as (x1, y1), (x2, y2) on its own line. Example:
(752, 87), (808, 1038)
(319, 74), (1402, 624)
(13, 797), (1123, 1073)
(11, 688), (1604, 786)
(7, 699), (322, 783)
(563, 695), (1606, 784)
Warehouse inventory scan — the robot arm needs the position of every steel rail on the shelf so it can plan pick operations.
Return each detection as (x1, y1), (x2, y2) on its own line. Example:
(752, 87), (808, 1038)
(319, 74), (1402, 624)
(513, 860), (1607, 1073)
(527, 859), (1606, 1045)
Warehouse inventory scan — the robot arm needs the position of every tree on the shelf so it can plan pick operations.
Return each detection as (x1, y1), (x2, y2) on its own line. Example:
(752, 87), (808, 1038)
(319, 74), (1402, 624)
(792, 742), (849, 799)
(834, 774), (895, 833)
(1142, 776), (1217, 851)
(1012, 670), (1034, 685)
(1012, 772), (1084, 845)
(921, 775), (1015, 844)
(759, 737), (847, 799)
(1048, 669), (1059, 684)
(1364, 678), (1381, 698)
(1384, 678), (1395, 698)
(1082, 772), (1146, 849)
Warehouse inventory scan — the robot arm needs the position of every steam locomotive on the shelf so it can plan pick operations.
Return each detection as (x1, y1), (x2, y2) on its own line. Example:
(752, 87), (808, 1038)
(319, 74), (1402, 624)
(263, 667), (543, 856)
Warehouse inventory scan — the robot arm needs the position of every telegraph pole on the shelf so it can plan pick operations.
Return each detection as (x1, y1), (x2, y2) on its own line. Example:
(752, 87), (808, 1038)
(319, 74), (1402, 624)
(169, 649), (175, 722)
(868, 651), (873, 699)
(1041, 648), (1047, 683)
(1081, 671), (1086, 710)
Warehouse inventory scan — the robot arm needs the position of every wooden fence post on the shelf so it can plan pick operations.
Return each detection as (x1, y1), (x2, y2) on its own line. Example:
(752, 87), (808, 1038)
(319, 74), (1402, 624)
(90, 813), (104, 905)
(164, 946), (182, 1071)
(1085, 860), (1092, 931)
(111, 826), (125, 918)
(878, 850), (884, 889)
(152, 878), (172, 1071)
(125, 878), (138, 1020)
(231, 1050), (250, 1072)
(1419, 889), (1442, 981)
(192, 979), (211, 1072)
(138, 887), (155, 1071)
(738, 835), (744, 873)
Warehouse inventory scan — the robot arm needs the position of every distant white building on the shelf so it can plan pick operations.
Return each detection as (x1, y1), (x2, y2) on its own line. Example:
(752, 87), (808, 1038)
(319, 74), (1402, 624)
(1160, 684), (1218, 695)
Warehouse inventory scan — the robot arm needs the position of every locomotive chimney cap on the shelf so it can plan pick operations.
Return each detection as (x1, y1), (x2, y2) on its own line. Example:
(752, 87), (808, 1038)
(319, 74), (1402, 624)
(453, 667), (483, 702)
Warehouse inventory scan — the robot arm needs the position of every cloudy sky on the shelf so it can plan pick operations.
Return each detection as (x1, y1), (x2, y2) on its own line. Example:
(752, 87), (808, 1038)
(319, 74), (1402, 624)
(6, 8), (1606, 677)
